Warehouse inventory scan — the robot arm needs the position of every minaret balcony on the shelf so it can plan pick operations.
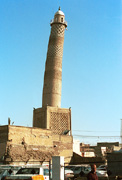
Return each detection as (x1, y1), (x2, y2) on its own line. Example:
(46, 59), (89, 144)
(50, 19), (67, 27)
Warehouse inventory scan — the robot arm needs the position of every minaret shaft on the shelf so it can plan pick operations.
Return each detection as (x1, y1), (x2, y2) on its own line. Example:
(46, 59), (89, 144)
(42, 14), (66, 107)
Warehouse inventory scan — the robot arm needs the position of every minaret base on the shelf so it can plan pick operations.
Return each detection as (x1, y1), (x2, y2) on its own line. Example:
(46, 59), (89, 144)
(33, 106), (71, 135)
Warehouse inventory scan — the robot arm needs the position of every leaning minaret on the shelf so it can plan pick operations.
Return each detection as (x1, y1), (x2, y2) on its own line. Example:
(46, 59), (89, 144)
(42, 7), (67, 107)
(33, 8), (71, 135)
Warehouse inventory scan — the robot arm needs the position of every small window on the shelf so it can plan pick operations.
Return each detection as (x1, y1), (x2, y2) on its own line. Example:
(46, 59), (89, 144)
(61, 17), (63, 22)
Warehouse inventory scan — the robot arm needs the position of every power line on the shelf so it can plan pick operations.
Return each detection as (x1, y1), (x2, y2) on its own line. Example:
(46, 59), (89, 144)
(73, 134), (120, 138)
(73, 130), (120, 132)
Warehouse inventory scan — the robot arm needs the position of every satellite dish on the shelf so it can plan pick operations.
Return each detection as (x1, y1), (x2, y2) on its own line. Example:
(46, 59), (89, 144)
(62, 130), (70, 135)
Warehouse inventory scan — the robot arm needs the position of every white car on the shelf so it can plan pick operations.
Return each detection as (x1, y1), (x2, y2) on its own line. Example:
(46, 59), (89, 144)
(96, 170), (108, 177)
(5, 166), (50, 180)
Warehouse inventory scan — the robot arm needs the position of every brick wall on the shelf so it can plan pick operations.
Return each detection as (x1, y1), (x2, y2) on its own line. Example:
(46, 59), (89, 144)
(0, 125), (73, 164)
(8, 126), (53, 146)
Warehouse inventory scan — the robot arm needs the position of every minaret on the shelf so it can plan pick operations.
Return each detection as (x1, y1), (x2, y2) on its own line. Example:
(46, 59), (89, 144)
(33, 8), (71, 135)
(42, 7), (67, 107)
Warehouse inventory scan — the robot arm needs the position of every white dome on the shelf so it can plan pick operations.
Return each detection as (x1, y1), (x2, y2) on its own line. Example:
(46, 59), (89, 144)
(55, 8), (65, 16)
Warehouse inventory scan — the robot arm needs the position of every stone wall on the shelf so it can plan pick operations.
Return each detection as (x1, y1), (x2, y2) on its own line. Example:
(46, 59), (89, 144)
(33, 108), (46, 128)
(8, 125), (53, 146)
(52, 134), (73, 162)
(0, 125), (73, 165)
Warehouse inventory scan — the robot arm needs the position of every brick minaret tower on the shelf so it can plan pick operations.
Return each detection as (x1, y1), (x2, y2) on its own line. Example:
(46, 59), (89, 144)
(42, 7), (67, 108)
(33, 8), (71, 135)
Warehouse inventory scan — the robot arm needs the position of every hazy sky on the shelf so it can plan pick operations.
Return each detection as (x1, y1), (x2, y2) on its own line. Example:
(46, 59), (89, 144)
(0, 0), (122, 145)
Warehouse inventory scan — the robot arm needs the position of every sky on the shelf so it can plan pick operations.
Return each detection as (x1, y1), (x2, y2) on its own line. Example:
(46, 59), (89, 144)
(0, 0), (122, 145)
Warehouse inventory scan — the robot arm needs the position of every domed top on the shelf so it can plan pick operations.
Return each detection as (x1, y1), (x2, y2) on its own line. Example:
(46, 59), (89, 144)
(50, 7), (67, 27)
(55, 7), (65, 16)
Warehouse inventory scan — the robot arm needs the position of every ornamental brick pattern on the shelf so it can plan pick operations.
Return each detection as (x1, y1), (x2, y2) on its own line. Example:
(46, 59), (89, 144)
(50, 112), (69, 134)
(47, 44), (63, 57)
(51, 24), (65, 37)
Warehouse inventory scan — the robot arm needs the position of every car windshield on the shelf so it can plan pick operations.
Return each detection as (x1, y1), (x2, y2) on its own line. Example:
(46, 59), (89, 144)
(74, 167), (83, 171)
(85, 167), (91, 171)
(16, 168), (39, 174)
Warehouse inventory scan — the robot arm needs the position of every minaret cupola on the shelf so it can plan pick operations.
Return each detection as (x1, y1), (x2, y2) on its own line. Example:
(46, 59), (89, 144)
(50, 7), (67, 27)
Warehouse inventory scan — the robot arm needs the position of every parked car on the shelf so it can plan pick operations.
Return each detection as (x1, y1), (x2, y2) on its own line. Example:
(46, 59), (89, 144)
(65, 164), (91, 177)
(96, 164), (108, 177)
(97, 164), (107, 171)
(5, 166), (50, 180)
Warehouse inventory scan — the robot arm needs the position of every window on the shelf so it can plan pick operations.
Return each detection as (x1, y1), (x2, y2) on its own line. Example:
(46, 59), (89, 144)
(61, 18), (63, 22)
(16, 168), (39, 174)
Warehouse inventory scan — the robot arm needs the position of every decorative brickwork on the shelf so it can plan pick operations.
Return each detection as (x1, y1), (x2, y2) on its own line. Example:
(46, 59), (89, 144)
(47, 44), (63, 57)
(51, 24), (65, 37)
(50, 112), (69, 134)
